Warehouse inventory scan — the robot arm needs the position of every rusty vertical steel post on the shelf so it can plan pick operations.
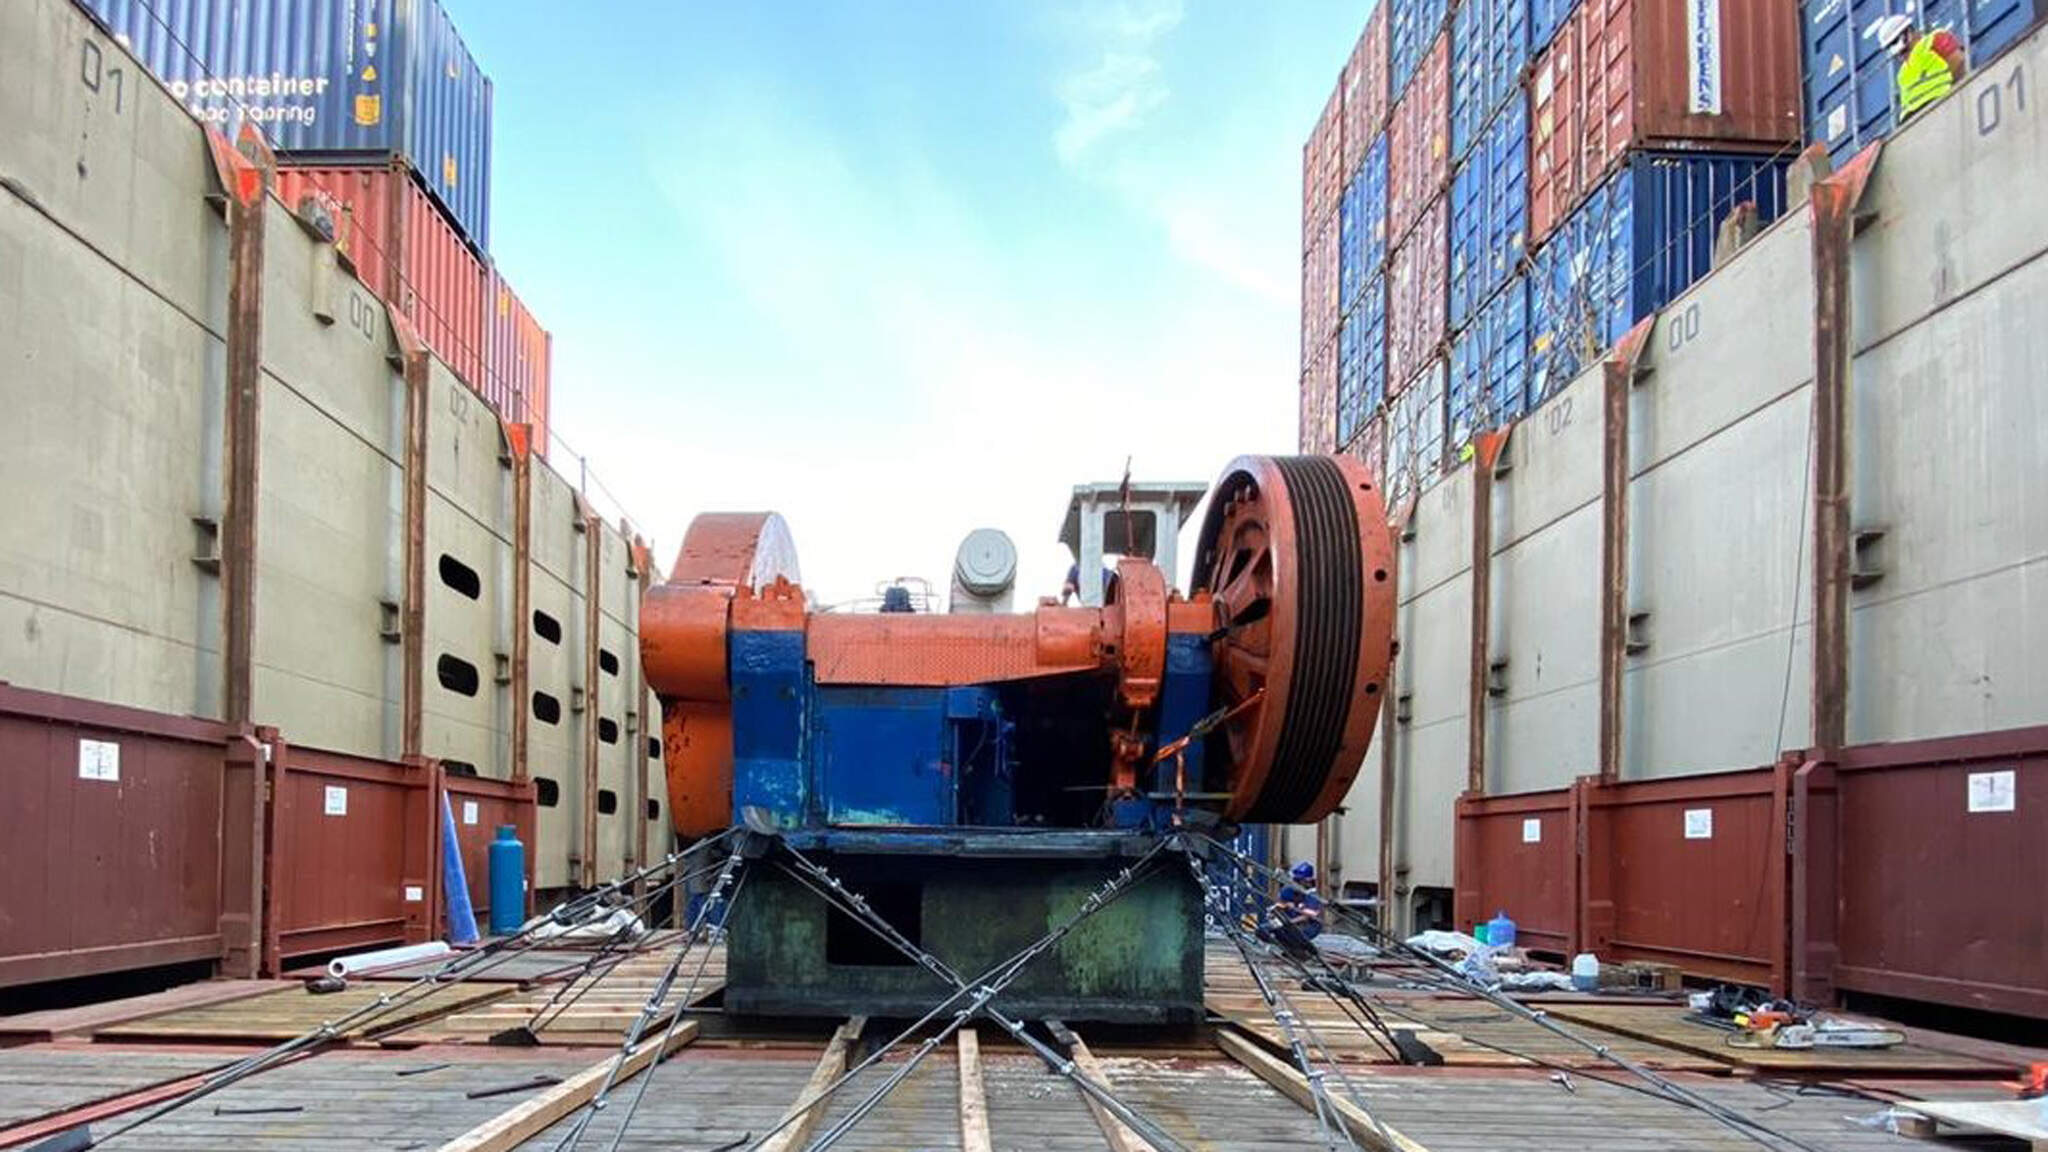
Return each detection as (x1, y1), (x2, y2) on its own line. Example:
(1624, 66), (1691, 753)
(510, 425), (534, 783)
(581, 514), (603, 888)
(400, 353), (430, 758)
(1377, 509), (1402, 931)
(1806, 145), (1879, 754)
(1597, 322), (1654, 785)
(1466, 430), (1507, 796)
(215, 132), (270, 728)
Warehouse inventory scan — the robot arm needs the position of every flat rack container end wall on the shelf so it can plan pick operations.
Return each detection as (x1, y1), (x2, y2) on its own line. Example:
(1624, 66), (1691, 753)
(1529, 0), (1805, 244)
(1800, 0), (2040, 164)
(79, 0), (493, 250)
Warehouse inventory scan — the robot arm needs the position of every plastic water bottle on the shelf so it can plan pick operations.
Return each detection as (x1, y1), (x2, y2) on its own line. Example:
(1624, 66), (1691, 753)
(1486, 910), (1517, 949)
(488, 825), (526, 936)
(1572, 952), (1600, 991)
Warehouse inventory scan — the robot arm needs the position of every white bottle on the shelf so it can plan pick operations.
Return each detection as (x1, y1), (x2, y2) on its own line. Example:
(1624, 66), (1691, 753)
(1571, 952), (1599, 992)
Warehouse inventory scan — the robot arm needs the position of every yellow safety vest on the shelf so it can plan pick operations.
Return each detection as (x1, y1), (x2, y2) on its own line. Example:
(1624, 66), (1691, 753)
(1898, 34), (1955, 117)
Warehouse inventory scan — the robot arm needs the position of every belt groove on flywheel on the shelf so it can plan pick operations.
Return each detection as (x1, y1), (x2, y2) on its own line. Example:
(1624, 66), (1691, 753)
(1249, 456), (1363, 822)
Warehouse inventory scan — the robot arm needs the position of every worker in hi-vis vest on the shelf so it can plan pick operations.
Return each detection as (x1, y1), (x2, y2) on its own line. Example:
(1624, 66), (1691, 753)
(1870, 11), (1966, 120)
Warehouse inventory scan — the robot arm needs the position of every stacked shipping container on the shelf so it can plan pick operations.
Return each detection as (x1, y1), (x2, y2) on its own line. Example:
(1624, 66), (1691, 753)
(82, 0), (551, 448)
(1306, 0), (1824, 493)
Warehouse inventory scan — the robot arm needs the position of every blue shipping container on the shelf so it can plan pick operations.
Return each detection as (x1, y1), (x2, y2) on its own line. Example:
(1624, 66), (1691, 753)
(1530, 0), (1579, 56)
(1450, 0), (1530, 162)
(1340, 133), (1391, 314)
(1449, 277), (1530, 454)
(1391, 0), (1452, 103)
(1801, 0), (2037, 165)
(1529, 152), (1792, 400)
(1449, 92), (1528, 332)
(1338, 273), (1389, 448)
(83, 0), (493, 249)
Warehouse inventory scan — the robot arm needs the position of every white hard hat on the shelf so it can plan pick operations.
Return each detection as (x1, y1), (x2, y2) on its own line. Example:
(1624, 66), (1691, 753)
(1866, 11), (1915, 56)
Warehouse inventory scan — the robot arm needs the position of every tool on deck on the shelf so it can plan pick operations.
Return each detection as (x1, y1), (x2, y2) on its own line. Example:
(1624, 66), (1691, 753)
(464, 1072), (564, 1099)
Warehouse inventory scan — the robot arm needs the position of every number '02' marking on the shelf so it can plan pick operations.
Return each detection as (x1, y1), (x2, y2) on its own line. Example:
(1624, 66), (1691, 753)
(1544, 395), (1574, 436)
(1977, 64), (2029, 136)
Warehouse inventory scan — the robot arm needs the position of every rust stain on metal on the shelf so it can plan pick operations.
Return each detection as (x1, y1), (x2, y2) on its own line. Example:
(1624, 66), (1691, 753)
(1597, 320), (1654, 785)
(1466, 429), (1508, 796)
(218, 129), (271, 729)
(401, 352), (431, 759)
(1807, 143), (1880, 755)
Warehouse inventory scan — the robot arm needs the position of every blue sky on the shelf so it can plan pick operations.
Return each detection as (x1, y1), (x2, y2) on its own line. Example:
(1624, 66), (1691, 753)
(446, 0), (1370, 606)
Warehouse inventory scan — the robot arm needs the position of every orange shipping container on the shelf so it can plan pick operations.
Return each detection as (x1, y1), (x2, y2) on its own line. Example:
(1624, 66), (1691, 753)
(483, 265), (553, 457)
(1301, 209), (1341, 363)
(1528, 0), (1802, 243)
(273, 163), (487, 397)
(1303, 82), (1346, 241)
(1300, 336), (1339, 455)
(1386, 30), (1449, 251)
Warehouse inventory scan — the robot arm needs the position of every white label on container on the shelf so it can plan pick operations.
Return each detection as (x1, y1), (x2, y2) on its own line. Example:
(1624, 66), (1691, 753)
(1521, 817), (1543, 844)
(323, 785), (348, 816)
(404, 885), (424, 903)
(1684, 808), (1714, 840)
(78, 739), (121, 782)
(1827, 103), (1848, 142)
(1534, 64), (1554, 106)
(1967, 770), (2016, 813)
(462, 800), (480, 825)
(1685, 0), (1724, 114)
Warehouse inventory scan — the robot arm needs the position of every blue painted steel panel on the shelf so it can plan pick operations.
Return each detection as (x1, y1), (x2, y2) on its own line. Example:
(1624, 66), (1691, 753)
(1340, 133), (1391, 314)
(1391, 0), (1452, 102)
(1530, 0), (1579, 56)
(1449, 92), (1529, 332)
(815, 687), (955, 827)
(730, 630), (809, 828)
(1449, 276), (1530, 454)
(81, 0), (493, 248)
(1154, 633), (1212, 800)
(1529, 151), (1792, 400)
(1800, 0), (2038, 165)
(1337, 272), (1388, 449)
(1451, 0), (1530, 162)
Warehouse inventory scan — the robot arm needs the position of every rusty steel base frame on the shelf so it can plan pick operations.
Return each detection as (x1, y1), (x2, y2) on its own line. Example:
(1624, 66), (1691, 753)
(723, 835), (1206, 1025)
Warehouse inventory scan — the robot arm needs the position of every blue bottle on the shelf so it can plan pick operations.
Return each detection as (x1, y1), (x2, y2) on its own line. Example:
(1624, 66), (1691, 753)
(488, 825), (527, 935)
(1486, 910), (1517, 949)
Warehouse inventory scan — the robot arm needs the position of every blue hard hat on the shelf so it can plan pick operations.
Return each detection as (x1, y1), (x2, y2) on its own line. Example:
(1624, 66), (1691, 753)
(1291, 861), (1315, 882)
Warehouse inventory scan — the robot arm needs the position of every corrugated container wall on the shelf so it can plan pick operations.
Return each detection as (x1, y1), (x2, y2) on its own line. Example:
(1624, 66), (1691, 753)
(1300, 339), (1339, 453)
(1391, 0), (1452, 101)
(1531, 0), (1580, 54)
(1344, 1), (1393, 173)
(1348, 415), (1388, 485)
(1341, 133), (1391, 314)
(483, 265), (553, 454)
(1801, 0), (2039, 164)
(274, 164), (485, 392)
(1385, 357), (1447, 502)
(1388, 31), (1450, 247)
(1387, 194), (1448, 394)
(1449, 94), (1529, 331)
(1451, 0), (1531, 162)
(1448, 275), (1530, 452)
(1528, 151), (1791, 398)
(1338, 272), (1388, 449)
(1303, 209), (1341, 362)
(1304, 83), (1346, 244)
(82, 0), (493, 249)
(1529, 0), (1804, 243)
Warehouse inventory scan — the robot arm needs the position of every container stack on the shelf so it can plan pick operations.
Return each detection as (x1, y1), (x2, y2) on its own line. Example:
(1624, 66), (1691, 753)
(82, 0), (552, 451)
(1800, 0), (2037, 165)
(1300, 83), (1345, 455)
(1304, 0), (1820, 501)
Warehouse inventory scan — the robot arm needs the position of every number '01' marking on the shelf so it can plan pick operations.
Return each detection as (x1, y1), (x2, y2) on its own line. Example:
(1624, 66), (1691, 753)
(80, 40), (125, 113)
(1977, 65), (2029, 136)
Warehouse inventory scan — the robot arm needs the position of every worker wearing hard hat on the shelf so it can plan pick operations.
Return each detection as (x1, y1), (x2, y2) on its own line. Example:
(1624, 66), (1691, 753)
(1870, 9), (1966, 120)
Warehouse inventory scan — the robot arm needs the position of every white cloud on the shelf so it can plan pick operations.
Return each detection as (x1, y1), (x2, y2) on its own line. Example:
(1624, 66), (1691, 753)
(1052, 0), (1185, 166)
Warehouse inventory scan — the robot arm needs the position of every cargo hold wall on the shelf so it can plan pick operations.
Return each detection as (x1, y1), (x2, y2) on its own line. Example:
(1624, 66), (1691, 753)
(1331, 24), (2048, 934)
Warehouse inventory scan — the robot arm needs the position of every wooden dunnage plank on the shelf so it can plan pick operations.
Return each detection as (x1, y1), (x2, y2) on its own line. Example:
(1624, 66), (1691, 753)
(1897, 1100), (2048, 1148)
(0, 981), (283, 1041)
(1214, 1028), (1431, 1152)
(433, 1021), (700, 1152)
(760, 1016), (866, 1152)
(957, 1030), (993, 1152)
(92, 984), (512, 1042)
(1542, 1004), (2016, 1075)
(1047, 1021), (1155, 1152)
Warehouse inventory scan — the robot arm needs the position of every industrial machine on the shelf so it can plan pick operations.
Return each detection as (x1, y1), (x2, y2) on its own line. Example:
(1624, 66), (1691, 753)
(641, 455), (1395, 1021)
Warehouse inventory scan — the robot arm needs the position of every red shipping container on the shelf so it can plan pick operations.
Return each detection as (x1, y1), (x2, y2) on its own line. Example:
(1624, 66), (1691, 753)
(1386, 29), (1449, 250)
(483, 265), (554, 455)
(1301, 209), (1341, 363)
(274, 163), (486, 395)
(1346, 412), (1386, 478)
(1303, 81), (1346, 241)
(1528, 0), (1803, 242)
(1386, 194), (1447, 391)
(1341, 3), (1391, 178)
(1299, 336), (1339, 454)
